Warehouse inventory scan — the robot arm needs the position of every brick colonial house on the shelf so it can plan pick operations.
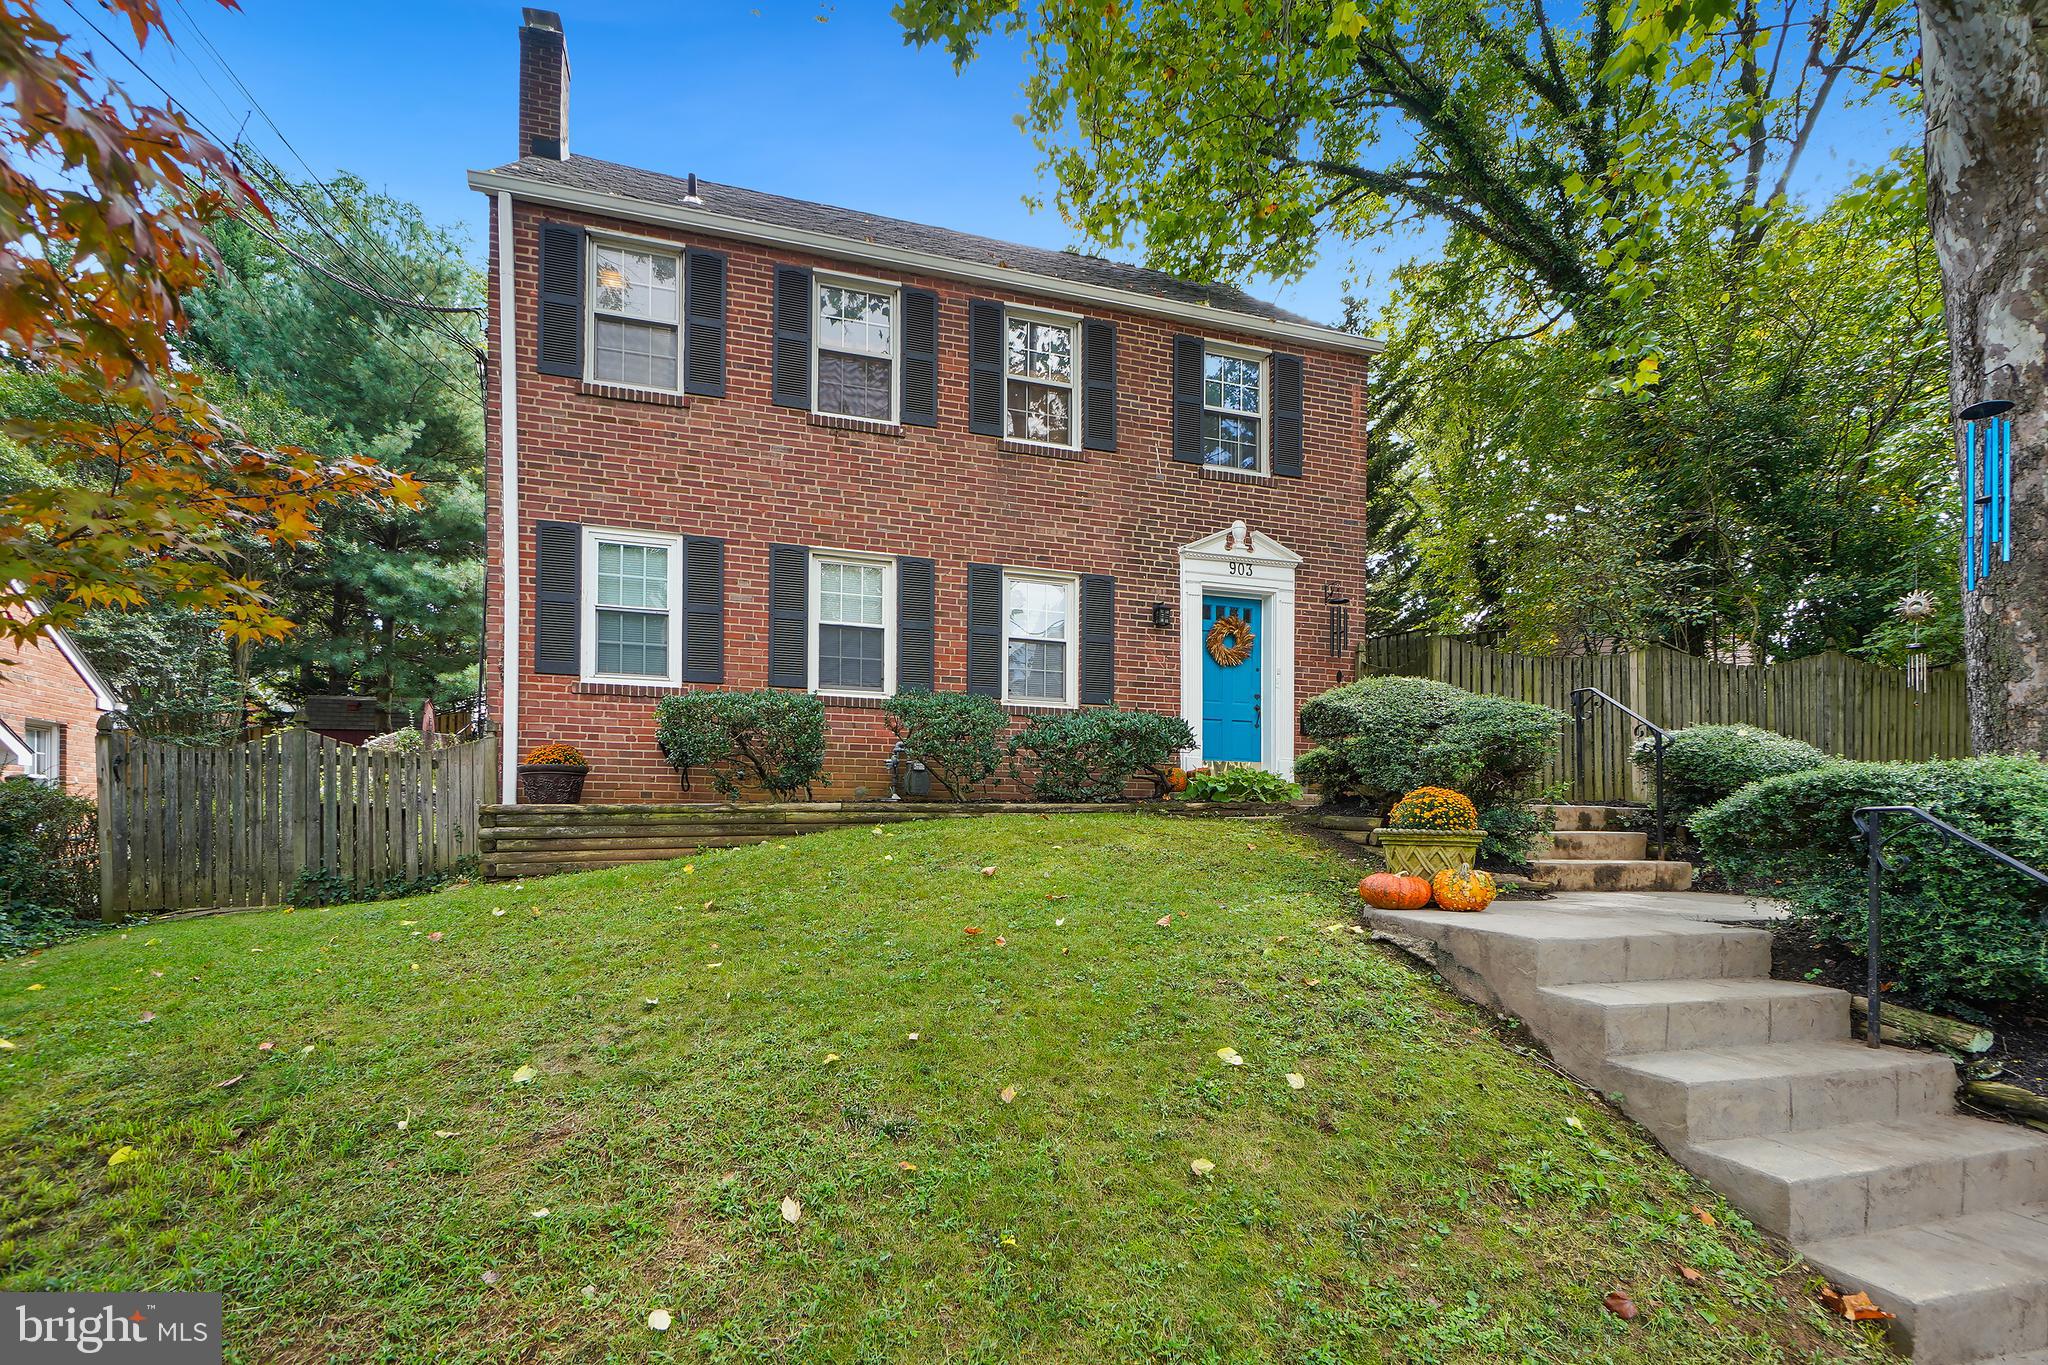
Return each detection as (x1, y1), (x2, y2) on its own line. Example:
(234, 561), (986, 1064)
(471, 10), (1380, 804)
(1, 599), (119, 797)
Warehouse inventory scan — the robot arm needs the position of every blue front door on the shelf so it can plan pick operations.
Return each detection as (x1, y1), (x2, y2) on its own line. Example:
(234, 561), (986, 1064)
(1200, 594), (1263, 763)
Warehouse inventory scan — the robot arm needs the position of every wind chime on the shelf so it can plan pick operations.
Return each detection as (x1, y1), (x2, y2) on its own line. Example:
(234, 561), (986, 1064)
(1959, 397), (2016, 592)
(1894, 590), (1936, 693)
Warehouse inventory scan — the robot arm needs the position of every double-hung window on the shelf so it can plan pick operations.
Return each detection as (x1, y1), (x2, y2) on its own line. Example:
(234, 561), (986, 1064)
(23, 722), (57, 783)
(1002, 573), (1076, 707)
(590, 241), (680, 390)
(582, 529), (683, 684)
(1004, 312), (1075, 446)
(1202, 345), (1265, 471)
(815, 279), (896, 422)
(811, 553), (895, 696)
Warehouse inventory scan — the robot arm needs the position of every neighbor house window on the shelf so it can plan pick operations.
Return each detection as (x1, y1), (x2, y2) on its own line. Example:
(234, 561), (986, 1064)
(1004, 312), (1075, 446)
(590, 241), (680, 390)
(815, 279), (895, 421)
(582, 529), (683, 683)
(1202, 346), (1265, 471)
(23, 722), (57, 783)
(810, 554), (895, 695)
(1003, 573), (1076, 706)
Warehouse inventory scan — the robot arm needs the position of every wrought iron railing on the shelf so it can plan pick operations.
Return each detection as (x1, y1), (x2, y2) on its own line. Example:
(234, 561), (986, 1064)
(1569, 687), (1670, 860)
(1849, 806), (2048, 1048)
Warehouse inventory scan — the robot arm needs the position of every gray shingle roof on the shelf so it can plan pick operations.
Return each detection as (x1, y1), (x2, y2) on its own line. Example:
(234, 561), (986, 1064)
(482, 154), (1336, 334)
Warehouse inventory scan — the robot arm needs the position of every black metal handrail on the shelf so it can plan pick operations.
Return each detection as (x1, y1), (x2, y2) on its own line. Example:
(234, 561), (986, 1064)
(1569, 687), (1670, 861)
(1850, 805), (2048, 1048)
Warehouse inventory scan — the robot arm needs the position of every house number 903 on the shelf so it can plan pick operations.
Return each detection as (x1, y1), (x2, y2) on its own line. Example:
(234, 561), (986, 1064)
(1227, 561), (1253, 577)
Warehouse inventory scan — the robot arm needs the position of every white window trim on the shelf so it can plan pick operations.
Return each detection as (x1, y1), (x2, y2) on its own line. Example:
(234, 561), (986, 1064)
(578, 526), (685, 686)
(999, 570), (1080, 710)
(23, 721), (58, 783)
(808, 549), (897, 699)
(811, 270), (901, 425)
(585, 234), (683, 395)
(1001, 304), (1082, 451)
(1201, 339), (1270, 476)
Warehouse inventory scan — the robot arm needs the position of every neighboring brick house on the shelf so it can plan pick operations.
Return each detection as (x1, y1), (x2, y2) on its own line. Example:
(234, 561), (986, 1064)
(471, 10), (1381, 804)
(0, 599), (118, 798)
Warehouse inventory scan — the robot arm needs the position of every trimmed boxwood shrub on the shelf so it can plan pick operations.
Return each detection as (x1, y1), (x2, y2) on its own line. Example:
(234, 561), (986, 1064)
(1636, 724), (1831, 822)
(1, 776), (97, 952)
(882, 692), (1006, 799)
(655, 691), (828, 800)
(1294, 676), (1561, 867)
(1691, 756), (2048, 1013)
(1007, 709), (1195, 803)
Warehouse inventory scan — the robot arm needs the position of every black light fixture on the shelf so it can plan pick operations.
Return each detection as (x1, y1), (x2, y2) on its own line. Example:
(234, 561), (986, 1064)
(1150, 601), (1174, 629)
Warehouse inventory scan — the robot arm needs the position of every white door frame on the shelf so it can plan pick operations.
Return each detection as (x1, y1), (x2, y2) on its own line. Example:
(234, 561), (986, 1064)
(1178, 521), (1301, 776)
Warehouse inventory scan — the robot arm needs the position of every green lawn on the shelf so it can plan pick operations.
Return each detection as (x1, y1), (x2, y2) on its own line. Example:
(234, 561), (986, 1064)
(0, 814), (1882, 1363)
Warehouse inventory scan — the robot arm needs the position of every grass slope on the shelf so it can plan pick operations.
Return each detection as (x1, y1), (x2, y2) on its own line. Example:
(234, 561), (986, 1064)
(0, 815), (1882, 1363)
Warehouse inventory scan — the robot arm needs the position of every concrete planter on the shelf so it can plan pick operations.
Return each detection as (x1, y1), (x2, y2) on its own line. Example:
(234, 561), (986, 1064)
(517, 764), (589, 804)
(1377, 829), (1483, 878)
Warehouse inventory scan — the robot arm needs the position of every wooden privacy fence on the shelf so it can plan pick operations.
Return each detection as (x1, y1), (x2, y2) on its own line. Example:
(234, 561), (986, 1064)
(1359, 635), (1970, 802)
(96, 729), (497, 917)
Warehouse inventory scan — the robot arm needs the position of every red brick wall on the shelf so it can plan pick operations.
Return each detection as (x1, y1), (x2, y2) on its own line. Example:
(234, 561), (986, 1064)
(0, 627), (105, 798)
(483, 195), (1371, 803)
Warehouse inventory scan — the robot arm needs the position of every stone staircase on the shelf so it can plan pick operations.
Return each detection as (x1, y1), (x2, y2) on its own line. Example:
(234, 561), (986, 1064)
(1534, 803), (1695, 892)
(1361, 896), (2048, 1363)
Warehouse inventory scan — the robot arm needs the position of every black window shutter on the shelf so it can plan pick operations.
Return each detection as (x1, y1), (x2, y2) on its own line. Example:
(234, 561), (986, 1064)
(537, 223), (583, 378)
(682, 536), (725, 683)
(897, 556), (936, 692)
(1172, 334), (1205, 463)
(967, 300), (1004, 436)
(1081, 318), (1118, 452)
(1271, 353), (1304, 477)
(533, 521), (581, 674)
(768, 543), (810, 687)
(900, 289), (939, 427)
(1079, 574), (1115, 705)
(772, 266), (813, 409)
(966, 562), (1002, 696)
(683, 249), (727, 397)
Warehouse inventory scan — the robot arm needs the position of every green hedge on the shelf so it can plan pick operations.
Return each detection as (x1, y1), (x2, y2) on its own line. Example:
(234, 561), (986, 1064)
(1, 776), (97, 953)
(883, 692), (1006, 799)
(1637, 724), (1831, 823)
(1294, 676), (1561, 867)
(655, 691), (828, 800)
(1691, 756), (2048, 1013)
(1006, 709), (1194, 803)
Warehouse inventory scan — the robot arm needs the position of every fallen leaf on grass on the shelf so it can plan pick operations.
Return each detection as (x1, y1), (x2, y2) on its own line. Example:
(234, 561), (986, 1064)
(994, 936), (1007, 947)
(1215, 1047), (1244, 1066)
(1155, 915), (1172, 927)
(980, 866), (996, 877)
(906, 1032), (920, 1042)
(257, 1041), (274, 1052)
(999, 1086), (1017, 1104)
(646, 1308), (673, 1332)
(780, 1195), (802, 1225)
(1190, 1158), (1215, 1178)
(897, 1161), (917, 1172)
(963, 926), (983, 936)
(433, 1129), (459, 1138)
(427, 931), (443, 942)
(1819, 1286), (1894, 1321)
(1054, 917), (1066, 927)
(511, 1065), (537, 1084)
(1675, 1265), (1703, 1286)
(25, 984), (43, 992)
(821, 1053), (840, 1064)
(137, 1012), (155, 1024)
(529, 1208), (549, 1220)
(481, 1270), (499, 1286)
(1286, 1072), (1306, 1090)
(1602, 1291), (1637, 1320)
(1691, 1204), (1717, 1227)
(215, 1074), (244, 1089)
(0, 1038), (14, 1050)
(107, 1145), (138, 1167)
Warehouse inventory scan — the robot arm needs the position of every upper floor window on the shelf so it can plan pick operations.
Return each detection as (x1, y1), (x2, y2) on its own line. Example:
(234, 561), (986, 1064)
(1004, 313), (1075, 446)
(582, 528), (682, 684)
(810, 552), (895, 695)
(590, 242), (680, 391)
(23, 722), (58, 783)
(1203, 346), (1265, 471)
(815, 280), (896, 422)
(1003, 572), (1076, 707)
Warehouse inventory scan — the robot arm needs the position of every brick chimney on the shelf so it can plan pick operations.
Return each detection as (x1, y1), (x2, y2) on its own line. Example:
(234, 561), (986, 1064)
(518, 9), (569, 160)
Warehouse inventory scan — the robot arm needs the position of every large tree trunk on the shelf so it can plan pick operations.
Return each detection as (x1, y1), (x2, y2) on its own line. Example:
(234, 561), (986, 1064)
(1920, 0), (2048, 755)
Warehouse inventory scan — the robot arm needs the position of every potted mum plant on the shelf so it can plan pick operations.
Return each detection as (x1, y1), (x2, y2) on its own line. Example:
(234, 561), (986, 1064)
(1377, 786), (1484, 878)
(518, 742), (590, 804)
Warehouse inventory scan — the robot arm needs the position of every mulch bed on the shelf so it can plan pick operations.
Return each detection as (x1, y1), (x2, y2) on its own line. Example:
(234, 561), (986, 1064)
(1769, 918), (2048, 1100)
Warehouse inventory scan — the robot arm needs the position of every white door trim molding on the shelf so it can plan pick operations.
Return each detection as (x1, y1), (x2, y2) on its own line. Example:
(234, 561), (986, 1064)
(1178, 520), (1300, 776)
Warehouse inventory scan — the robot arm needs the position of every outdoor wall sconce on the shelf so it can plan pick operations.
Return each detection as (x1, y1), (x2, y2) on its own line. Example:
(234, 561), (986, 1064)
(1150, 602), (1174, 629)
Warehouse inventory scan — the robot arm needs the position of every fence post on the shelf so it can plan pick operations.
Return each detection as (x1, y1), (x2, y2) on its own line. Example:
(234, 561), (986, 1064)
(95, 724), (123, 922)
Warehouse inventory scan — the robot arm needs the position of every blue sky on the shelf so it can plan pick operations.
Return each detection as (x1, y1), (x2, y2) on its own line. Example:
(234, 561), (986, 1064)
(81, 1), (1920, 326)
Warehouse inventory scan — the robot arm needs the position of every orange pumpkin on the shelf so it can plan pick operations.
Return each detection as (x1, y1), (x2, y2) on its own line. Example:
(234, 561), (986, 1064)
(1164, 765), (1190, 793)
(1357, 871), (1433, 911)
(1431, 864), (1497, 912)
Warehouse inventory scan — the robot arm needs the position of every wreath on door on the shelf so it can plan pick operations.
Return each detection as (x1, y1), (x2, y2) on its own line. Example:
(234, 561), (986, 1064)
(1206, 610), (1256, 668)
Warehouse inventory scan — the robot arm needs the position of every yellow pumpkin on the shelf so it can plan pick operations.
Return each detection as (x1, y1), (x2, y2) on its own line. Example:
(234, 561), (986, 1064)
(1358, 872), (1433, 911)
(1431, 864), (1497, 913)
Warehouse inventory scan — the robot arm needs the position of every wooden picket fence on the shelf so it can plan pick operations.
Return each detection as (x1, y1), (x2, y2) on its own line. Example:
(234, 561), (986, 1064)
(1359, 635), (1970, 802)
(96, 728), (497, 917)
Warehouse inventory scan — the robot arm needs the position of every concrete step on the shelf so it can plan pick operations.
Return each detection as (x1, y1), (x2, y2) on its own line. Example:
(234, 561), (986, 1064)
(1606, 1040), (1957, 1143)
(1686, 1116), (2048, 1242)
(1306, 812), (1382, 831)
(1541, 803), (1638, 831)
(1542, 829), (1650, 861)
(1537, 978), (1848, 1059)
(1801, 1205), (2048, 1364)
(1362, 905), (1773, 994)
(1531, 858), (1695, 892)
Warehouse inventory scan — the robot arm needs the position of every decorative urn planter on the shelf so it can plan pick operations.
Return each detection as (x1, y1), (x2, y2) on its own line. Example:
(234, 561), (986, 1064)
(1377, 829), (1485, 879)
(518, 764), (589, 804)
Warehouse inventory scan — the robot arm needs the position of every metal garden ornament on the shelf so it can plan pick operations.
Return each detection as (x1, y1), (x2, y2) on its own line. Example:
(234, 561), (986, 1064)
(1959, 398), (2015, 593)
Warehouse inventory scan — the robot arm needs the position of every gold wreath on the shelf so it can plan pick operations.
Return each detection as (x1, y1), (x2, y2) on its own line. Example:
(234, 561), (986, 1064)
(1206, 611), (1256, 667)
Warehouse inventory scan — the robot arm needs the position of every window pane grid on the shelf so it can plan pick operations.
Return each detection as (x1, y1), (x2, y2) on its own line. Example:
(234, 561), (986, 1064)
(592, 539), (672, 679)
(596, 542), (669, 610)
(818, 623), (885, 692)
(1003, 576), (1071, 704)
(595, 608), (668, 677)
(1202, 412), (1262, 470)
(818, 285), (892, 357)
(593, 317), (678, 389)
(818, 561), (884, 626)
(593, 245), (678, 323)
(1203, 351), (1262, 416)
(1007, 641), (1066, 701)
(1005, 379), (1072, 445)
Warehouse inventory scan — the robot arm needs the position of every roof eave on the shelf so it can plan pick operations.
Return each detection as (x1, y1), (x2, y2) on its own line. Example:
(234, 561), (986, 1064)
(468, 168), (1385, 357)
